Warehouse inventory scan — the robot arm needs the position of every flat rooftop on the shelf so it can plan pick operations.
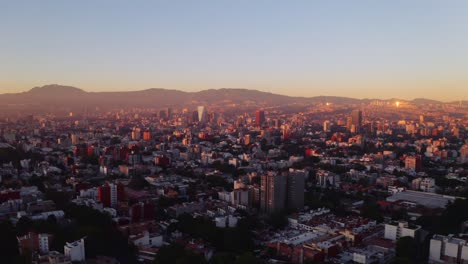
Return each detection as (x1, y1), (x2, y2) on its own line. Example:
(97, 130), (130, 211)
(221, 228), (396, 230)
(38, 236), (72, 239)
(386, 190), (460, 209)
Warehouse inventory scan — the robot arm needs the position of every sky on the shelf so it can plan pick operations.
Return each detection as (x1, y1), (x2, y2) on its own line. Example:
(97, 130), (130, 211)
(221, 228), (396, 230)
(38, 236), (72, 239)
(1, 1), (467, 101)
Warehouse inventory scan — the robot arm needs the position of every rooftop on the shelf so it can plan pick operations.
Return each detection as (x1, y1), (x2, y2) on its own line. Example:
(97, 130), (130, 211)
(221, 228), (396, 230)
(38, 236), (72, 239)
(386, 190), (460, 209)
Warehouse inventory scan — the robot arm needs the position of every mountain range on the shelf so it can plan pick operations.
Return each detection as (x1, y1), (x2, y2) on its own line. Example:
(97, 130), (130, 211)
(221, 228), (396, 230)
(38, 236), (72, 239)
(0, 84), (462, 115)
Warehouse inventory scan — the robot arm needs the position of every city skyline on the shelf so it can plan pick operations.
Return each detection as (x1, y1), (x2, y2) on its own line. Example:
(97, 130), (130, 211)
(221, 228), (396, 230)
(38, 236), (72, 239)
(1, 1), (468, 100)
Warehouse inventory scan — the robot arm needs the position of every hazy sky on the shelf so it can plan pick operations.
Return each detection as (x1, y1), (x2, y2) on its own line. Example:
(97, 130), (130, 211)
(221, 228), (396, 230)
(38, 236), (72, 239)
(1, 1), (468, 101)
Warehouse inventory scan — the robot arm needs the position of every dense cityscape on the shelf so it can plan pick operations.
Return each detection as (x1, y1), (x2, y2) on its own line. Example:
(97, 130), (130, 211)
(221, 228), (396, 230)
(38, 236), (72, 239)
(0, 85), (467, 263)
(3, 1), (468, 264)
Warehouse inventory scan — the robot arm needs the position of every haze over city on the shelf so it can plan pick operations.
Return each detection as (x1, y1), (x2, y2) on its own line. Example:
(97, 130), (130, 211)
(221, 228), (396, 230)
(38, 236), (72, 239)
(1, 1), (468, 100)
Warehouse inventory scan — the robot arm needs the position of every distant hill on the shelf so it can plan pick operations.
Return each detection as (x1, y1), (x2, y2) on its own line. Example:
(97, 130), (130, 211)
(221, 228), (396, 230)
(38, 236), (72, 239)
(410, 98), (443, 105)
(27, 84), (86, 95)
(0, 84), (448, 114)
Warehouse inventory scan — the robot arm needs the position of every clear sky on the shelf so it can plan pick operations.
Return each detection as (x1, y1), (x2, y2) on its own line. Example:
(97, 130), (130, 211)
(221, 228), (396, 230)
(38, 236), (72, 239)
(1, 1), (467, 101)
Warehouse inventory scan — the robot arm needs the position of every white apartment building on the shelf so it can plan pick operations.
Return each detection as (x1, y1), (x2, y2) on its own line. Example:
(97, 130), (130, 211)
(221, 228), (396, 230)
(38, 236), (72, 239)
(384, 221), (420, 241)
(429, 235), (468, 263)
(64, 238), (85, 262)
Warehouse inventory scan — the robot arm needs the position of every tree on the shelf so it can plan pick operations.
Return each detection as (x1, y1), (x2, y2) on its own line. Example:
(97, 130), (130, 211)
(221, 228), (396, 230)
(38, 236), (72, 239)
(209, 253), (235, 264)
(153, 244), (207, 264)
(395, 236), (416, 263)
(0, 220), (20, 263)
(176, 214), (254, 253)
(16, 216), (33, 236)
(128, 175), (150, 190)
(361, 198), (383, 222)
(64, 205), (138, 263)
(438, 199), (468, 234)
(268, 211), (288, 230)
(391, 208), (409, 221)
(235, 252), (258, 264)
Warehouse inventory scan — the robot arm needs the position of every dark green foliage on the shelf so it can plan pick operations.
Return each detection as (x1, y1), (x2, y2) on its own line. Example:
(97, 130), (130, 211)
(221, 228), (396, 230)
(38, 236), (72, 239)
(212, 161), (236, 175)
(235, 252), (258, 264)
(437, 199), (468, 234)
(153, 244), (207, 264)
(158, 196), (180, 209)
(391, 208), (409, 221)
(176, 214), (254, 253)
(128, 175), (150, 190)
(267, 211), (288, 230)
(45, 189), (73, 210)
(395, 236), (416, 263)
(16, 216), (59, 236)
(28, 175), (46, 192)
(0, 147), (43, 168)
(205, 175), (232, 191)
(0, 220), (20, 263)
(63, 204), (138, 263)
(209, 253), (235, 264)
(361, 197), (383, 222)
(80, 154), (100, 165)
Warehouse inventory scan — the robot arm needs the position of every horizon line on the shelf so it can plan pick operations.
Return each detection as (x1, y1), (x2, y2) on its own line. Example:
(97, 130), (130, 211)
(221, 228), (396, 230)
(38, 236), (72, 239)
(2, 84), (467, 103)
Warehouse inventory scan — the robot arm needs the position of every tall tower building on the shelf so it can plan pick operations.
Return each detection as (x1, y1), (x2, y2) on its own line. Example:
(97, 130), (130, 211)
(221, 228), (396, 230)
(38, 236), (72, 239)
(405, 155), (422, 172)
(260, 171), (286, 213)
(167, 107), (173, 118)
(287, 170), (305, 210)
(346, 117), (353, 131)
(460, 145), (468, 164)
(159, 109), (167, 119)
(260, 170), (305, 213)
(70, 133), (79, 145)
(351, 110), (363, 132)
(131, 127), (141, 141)
(419, 115), (425, 124)
(323, 120), (331, 132)
(198, 106), (207, 124)
(192, 111), (199, 123)
(255, 110), (266, 127)
(98, 182), (125, 208)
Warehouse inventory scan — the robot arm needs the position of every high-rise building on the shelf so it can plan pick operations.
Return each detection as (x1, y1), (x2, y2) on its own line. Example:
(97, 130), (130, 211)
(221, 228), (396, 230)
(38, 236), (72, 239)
(143, 131), (151, 141)
(273, 119), (281, 128)
(198, 106), (207, 124)
(244, 134), (251, 145)
(323, 120), (331, 132)
(346, 117), (353, 131)
(167, 107), (173, 118)
(17, 232), (53, 255)
(430, 235), (468, 263)
(64, 238), (85, 262)
(460, 145), (468, 164)
(405, 155), (422, 172)
(131, 127), (141, 141)
(255, 110), (266, 127)
(98, 182), (125, 208)
(420, 115), (425, 124)
(260, 170), (305, 213)
(159, 110), (167, 119)
(70, 133), (79, 145)
(192, 110), (199, 123)
(129, 201), (155, 223)
(260, 171), (286, 213)
(351, 110), (363, 132)
(287, 169), (305, 210)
